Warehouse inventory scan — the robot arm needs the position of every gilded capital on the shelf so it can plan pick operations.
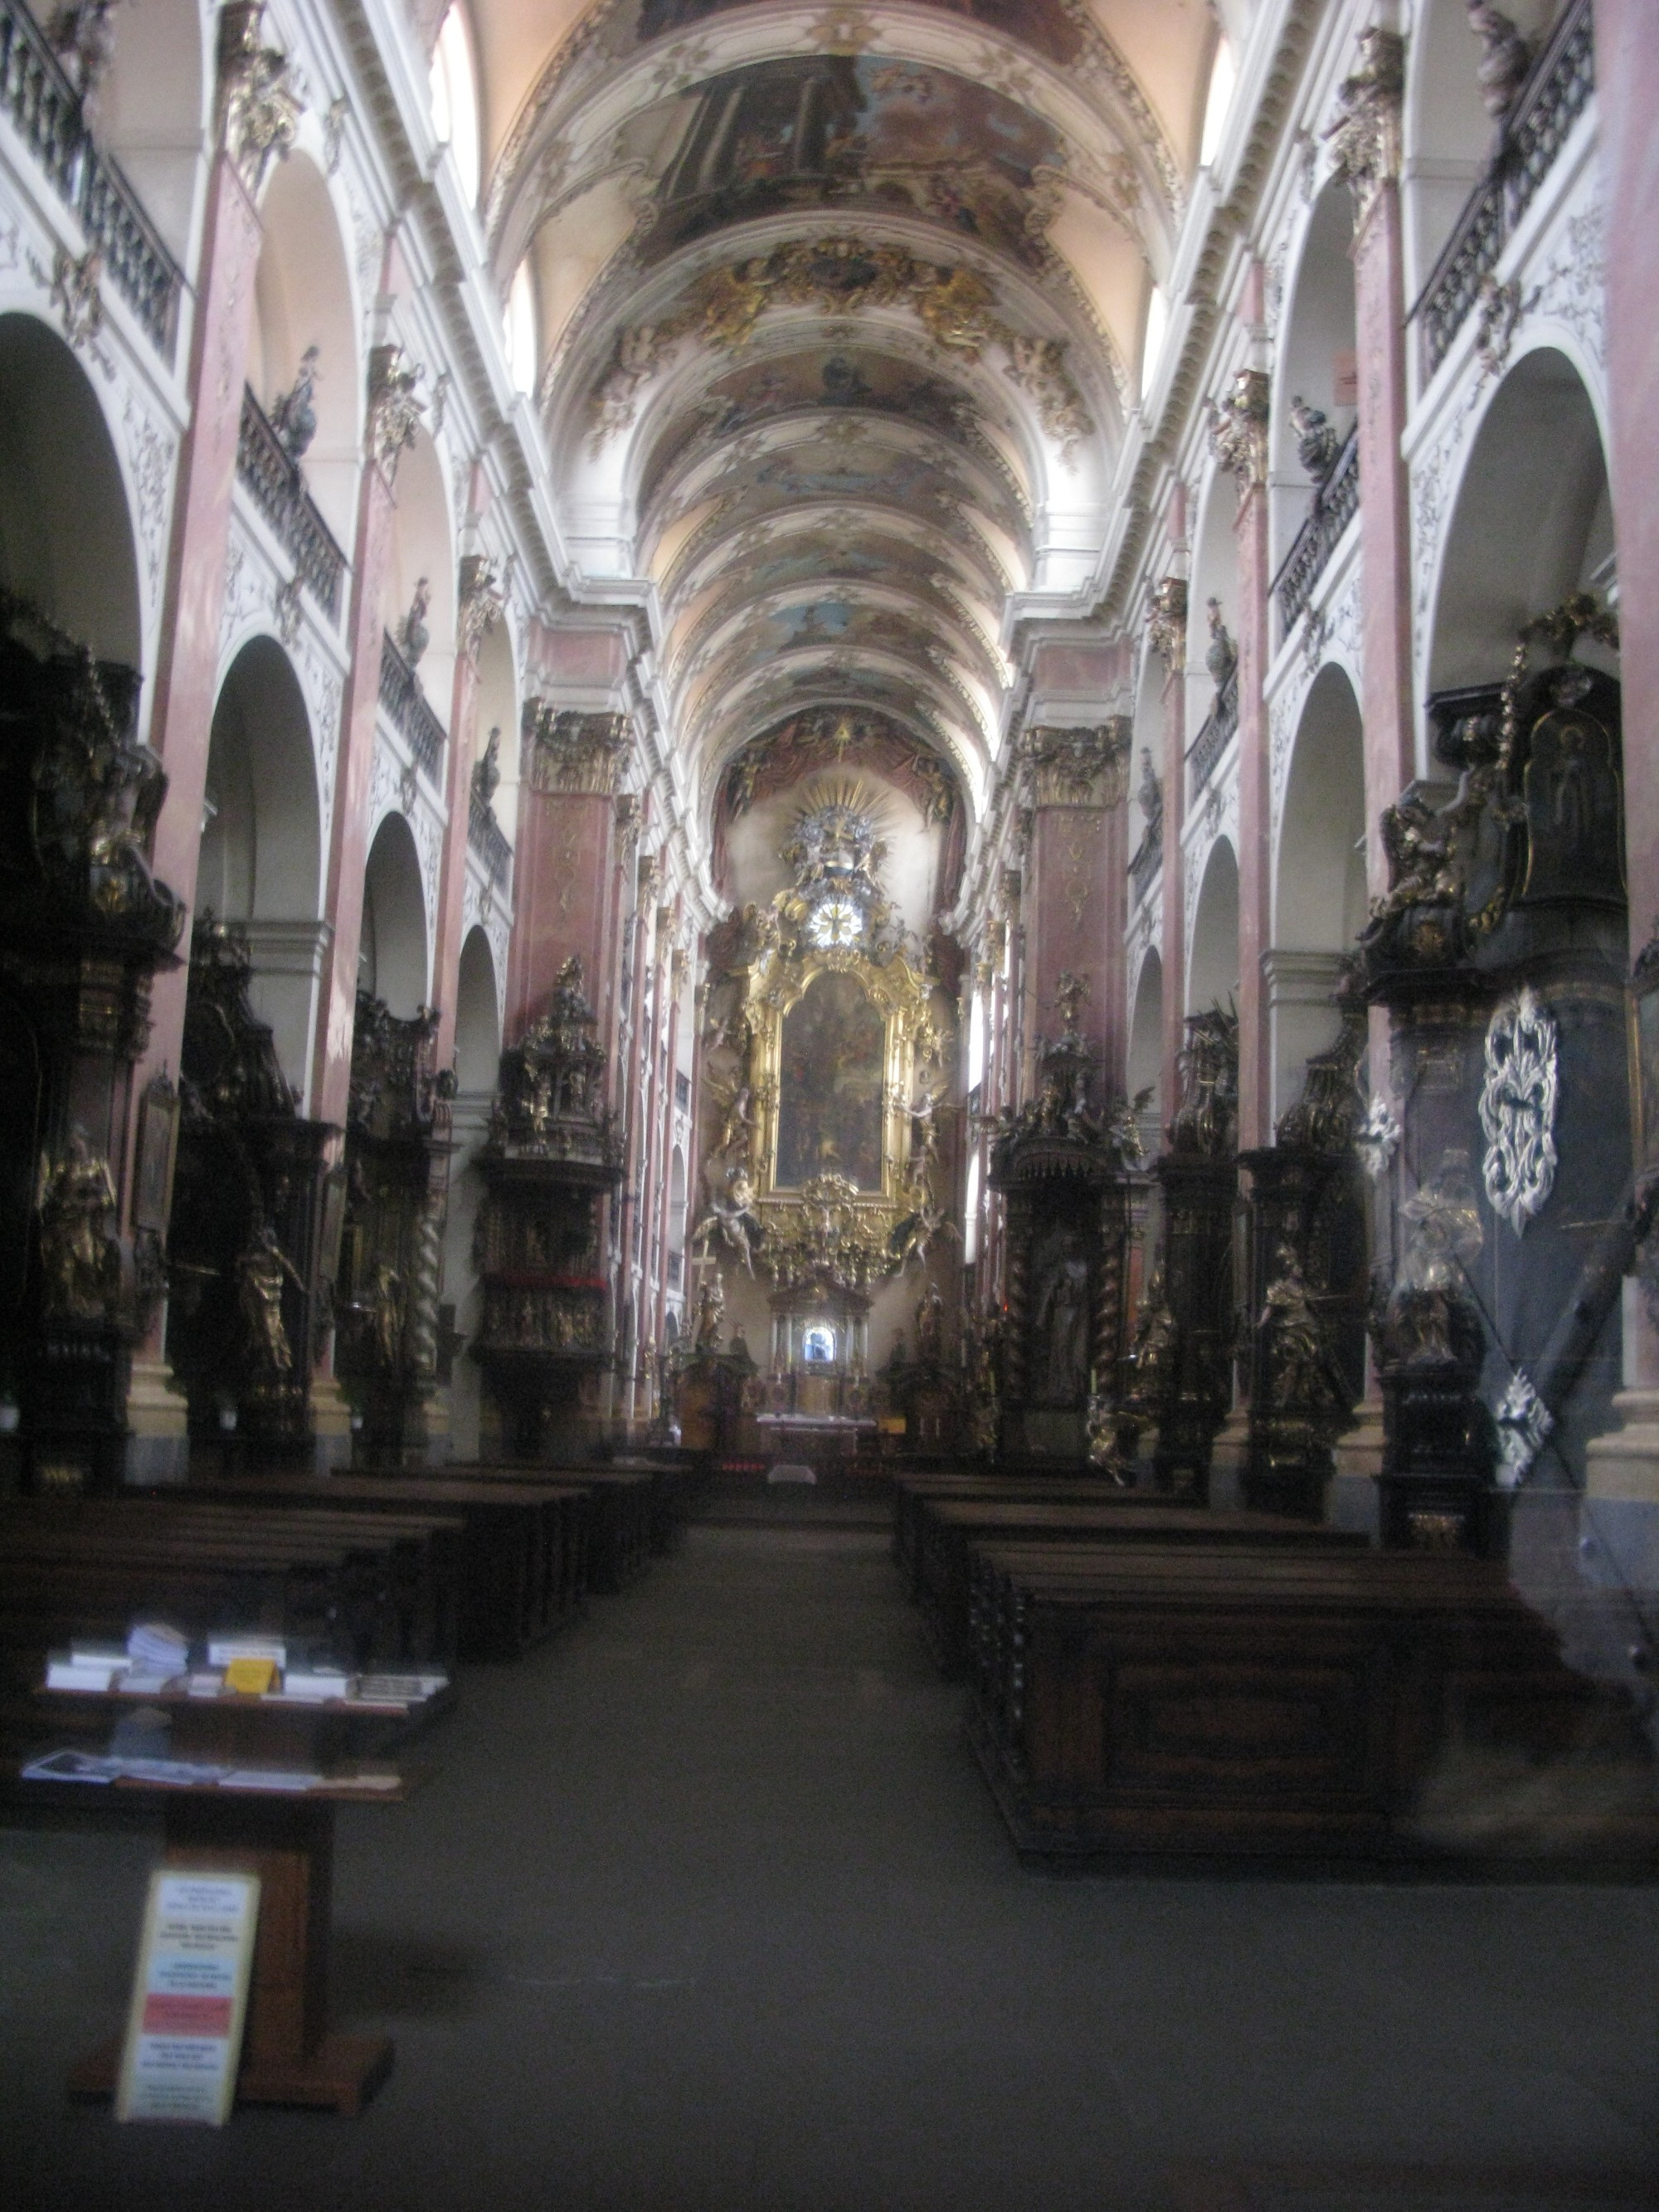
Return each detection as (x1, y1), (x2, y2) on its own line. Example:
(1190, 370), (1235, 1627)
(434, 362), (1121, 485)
(525, 702), (631, 797)
(458, 554), (504, 665)
(1022, 719), (1131, 808)
(216, 2), (299, 200)
(1323, 27), (1405, 227)
(1208, 368), (1272, 491)
(367, 344), (424, 482)
(1147, 576), (1188, 669)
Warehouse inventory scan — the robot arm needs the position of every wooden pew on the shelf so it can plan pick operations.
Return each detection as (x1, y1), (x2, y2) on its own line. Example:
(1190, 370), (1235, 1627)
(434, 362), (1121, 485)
(963, 1540), (1659, 1867)
(890, 1473), (1178, 1601)
(444, 1464), (658, 1594)
(912, 1497), (1365, 1675)
(192, 1474), (591, 1659)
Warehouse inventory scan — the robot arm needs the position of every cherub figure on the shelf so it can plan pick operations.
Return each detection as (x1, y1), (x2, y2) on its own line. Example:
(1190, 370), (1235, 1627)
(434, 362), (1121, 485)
(691, 1166), (763, 1276)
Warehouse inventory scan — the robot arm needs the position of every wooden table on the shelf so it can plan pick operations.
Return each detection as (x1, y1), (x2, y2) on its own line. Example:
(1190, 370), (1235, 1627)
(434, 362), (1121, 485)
(31, 1678), (442, 2114)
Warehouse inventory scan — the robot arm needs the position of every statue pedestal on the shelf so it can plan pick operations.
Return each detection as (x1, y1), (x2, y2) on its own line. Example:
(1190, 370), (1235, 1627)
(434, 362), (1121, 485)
(122, 1359), (191, 1488)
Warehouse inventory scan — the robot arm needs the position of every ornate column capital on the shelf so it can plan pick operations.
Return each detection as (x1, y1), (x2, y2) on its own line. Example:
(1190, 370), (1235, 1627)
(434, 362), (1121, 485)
(1021, 719), (1131, 808)
(458, 554), (504, 665)
(1147, 576), (1189, 669)
(1323, 27), (1405, 227)
(216, 2), (300, 200)
(367, 344), (424, 482)
(525, 703), (632, 797)
(613, 789), (642, 857)
(1208, 368), (1272, 492)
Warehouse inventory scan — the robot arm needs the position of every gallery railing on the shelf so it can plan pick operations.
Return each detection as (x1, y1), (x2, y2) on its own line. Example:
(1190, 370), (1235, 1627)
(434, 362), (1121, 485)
(1188, 665), (1238, 797)
(236, 388), (348, 621)
(0, 0), (182, 358)
(1273, 427), (1360, 637)
(1129, 827), (1162, 904)
(1415, 0), (1594, 380)
(379, 630), (445, 786)
(467, 786), (512, 890)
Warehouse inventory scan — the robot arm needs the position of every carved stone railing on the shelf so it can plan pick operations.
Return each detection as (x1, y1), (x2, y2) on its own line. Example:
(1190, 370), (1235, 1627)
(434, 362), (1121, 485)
(379, 630), (445, 785)
(236, 387), (347, 620)
(1415, 0), (1594, 379)
(467, 785), (511, 889)
(0, 0), (182, 357)
(1188, 665), (1238, 796)
(1129, 829), (1162, 903)
(1273, 428), (1360, 637)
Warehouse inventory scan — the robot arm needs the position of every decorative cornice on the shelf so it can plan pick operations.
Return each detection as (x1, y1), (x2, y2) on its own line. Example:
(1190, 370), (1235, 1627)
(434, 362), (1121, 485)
(1147, 576), (1189, 669)
(1022, 719), (1131, 808)
(458, 554), (504, 665)
(1322, 27), (1405, 227)
(525, 704), (631, 797)
(216, 2), (299, 202)
(1208, 368), (1272, 491)
(367, 345), (424, 483)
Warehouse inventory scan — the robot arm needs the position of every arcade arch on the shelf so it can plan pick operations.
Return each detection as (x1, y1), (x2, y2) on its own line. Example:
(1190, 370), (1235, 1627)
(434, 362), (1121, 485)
(1270, 664), (1366, 1120)
(249, 153), (362, 547)
(1187, 836), (1240, 1016)
(359, 814), (431, 1017)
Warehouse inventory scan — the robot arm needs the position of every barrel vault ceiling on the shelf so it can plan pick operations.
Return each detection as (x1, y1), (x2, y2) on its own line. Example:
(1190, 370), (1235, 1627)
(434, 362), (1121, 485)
(467, 0), (1229, 836)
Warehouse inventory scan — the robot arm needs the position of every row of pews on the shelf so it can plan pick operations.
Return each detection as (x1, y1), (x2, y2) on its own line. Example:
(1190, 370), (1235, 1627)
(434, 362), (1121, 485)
(0, 1454), (705, 1766)
(893, 1469), (1659, 1870)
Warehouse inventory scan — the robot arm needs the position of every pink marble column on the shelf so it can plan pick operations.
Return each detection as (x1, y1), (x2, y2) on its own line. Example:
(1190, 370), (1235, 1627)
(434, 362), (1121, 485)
(1020, 724), (1132, 1085)
(1233, 475), (1273, 1152)
(1151, 572), (1189, 1124)
(1585, 0), (1659, 1495)
(426, 565), (499, 1073)
(503, 735), (625, 1043)
(126, 148), (264, 1199)
(1351, 175), (1417, 891)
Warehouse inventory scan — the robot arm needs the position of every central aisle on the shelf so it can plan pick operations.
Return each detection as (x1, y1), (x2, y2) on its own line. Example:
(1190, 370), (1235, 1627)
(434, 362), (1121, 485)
(5, 1522), (1657, 2212)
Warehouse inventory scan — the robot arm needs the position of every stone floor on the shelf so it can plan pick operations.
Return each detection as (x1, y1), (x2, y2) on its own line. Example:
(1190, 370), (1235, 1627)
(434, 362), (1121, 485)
(2, 1518), (1656, 2211)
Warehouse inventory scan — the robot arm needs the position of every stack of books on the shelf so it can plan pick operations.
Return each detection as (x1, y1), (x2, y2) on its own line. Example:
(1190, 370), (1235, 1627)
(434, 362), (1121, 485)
(126, 1620), (190, 1679)
(45, 1640), (131, 1693)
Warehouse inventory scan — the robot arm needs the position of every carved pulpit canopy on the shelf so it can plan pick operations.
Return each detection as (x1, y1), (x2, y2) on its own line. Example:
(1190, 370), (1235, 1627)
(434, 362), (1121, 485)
(486, 955), (620, 1176)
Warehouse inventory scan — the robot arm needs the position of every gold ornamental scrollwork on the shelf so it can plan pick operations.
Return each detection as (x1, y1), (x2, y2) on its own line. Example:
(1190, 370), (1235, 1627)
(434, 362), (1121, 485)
(1322, 27), (1405, 228)
(1022, 719), (1131, 809)
(367, 344), (425, 483)
(1147, 577), (1189, 670)
(525, 704), (631, 797)
(457, 554), (504, 665)
(1208, 368), (1272, 492)
(217, 2), (300, 201)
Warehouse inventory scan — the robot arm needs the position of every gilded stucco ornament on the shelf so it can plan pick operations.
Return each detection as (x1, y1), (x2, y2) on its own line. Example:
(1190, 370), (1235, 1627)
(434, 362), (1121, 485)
(1321, 27), (1404, 227)
(1146, 576), (1188, 669)
(1479, 984), (1559, 1235)
(36, 1130), (120, 1324)
(1207, 368), (1272, 491)
(216, 2), (300, 201)
(1022, 720), (1131, 808)
(525, 704), (631, 797)
(367, 345), (425, 482)
(458, 554), (504, 665)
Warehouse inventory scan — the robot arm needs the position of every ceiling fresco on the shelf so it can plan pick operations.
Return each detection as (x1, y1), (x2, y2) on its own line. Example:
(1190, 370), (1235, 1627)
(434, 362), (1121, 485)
(465, 0), (1228, 890)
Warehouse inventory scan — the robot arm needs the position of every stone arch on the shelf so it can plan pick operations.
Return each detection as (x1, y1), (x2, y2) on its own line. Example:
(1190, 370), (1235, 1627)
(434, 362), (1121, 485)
(98, 0), (211, 265)
(1127, 945), (1163, 1139)
(454, 926), (500, 1093)
(1271, 178), (1356, 575)
(1427, 346), (1613, 704)
(1269, 664), (1366, 1122)
(472, 612), (519, 840)
(1187, 460), (1241, 765)
(1187, 836), (1239, 1016)
(360, 813), (430, 1017)
(249, 151), (362, 547)
(0, 312), (140, 667)
(198, 636), (324, 1101)
(382, 427), (456, 730)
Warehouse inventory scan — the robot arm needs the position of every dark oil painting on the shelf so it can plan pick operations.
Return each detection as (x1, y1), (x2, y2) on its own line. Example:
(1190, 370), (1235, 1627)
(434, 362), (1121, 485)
(776, 971), (886, 1190)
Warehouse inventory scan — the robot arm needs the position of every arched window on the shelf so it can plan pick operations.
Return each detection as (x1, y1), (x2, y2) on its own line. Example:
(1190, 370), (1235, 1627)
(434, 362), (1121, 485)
(505, 260), (538, 399)
(1199, 37), (1236, 168)
(429, 5), (481, 208)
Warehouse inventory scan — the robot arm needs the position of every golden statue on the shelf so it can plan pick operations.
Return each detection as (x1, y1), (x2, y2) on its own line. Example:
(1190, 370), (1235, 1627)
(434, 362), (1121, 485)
(236, 1220), (305, 1375)
(36, 1130), (118, 1324)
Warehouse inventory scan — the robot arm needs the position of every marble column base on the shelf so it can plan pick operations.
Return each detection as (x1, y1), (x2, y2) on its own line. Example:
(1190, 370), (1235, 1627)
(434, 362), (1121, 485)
(1583, 1391), (1659, 1596)
(1329, 1397), (1384, 1541)
(122, 1360), (191, 1488)
(1208, 1406), (1250, 1510)
(309, 1375), (355, 1475)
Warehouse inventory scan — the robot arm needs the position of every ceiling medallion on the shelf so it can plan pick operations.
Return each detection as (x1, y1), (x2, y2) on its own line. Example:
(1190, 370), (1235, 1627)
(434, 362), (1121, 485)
(1478, 985), (1559, 1236)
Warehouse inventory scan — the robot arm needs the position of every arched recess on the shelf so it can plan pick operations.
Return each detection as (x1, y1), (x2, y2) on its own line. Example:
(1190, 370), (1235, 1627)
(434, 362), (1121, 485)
(1187, 465), (1241, 771)
(453, 926), (500, 1094)
(198, 636), (324, 1102)
(1402, 0), (1554, 300)
(248, 153), (362, 547)
(472, 616), (519, 840)
(1428, 347), (1613, 702)
(1271, 179), (1356, 573)
(1127, 947), (1164, 1147)
(1269, 665), (1366, 1120)
(381, 428), (455, 732)
(1187, 837), (1239, 1016)
(1127, 642), (1164, 895)
(359, 815), (430, 1017)
(0, 313), (139, 665)
(98, 0), (210, 265)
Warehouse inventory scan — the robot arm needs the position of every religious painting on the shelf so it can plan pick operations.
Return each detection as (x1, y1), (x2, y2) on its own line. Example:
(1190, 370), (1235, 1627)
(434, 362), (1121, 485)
(644, 56), (1063, 267)
(776, 971), (886, 1190)
(1520, 694), (1625, 907)
(635, 0), (1081, 67)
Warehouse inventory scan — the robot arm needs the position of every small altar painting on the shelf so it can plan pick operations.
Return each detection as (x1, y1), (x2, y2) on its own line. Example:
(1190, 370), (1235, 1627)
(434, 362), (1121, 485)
(776, 972), (885, 1190)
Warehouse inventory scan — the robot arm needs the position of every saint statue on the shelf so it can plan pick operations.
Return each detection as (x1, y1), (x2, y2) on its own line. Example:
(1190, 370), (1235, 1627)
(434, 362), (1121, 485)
(402, 577), (431, 665)
(236, 1220), (306, 1375)
(270, 346), (320, 462)
(36, 1130), (119, 1325)
(1034, 1240), (1090, 1406)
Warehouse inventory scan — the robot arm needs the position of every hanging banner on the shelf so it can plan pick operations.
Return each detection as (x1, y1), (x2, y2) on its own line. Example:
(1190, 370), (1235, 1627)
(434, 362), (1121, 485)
(115, 1870), (260, 2125)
